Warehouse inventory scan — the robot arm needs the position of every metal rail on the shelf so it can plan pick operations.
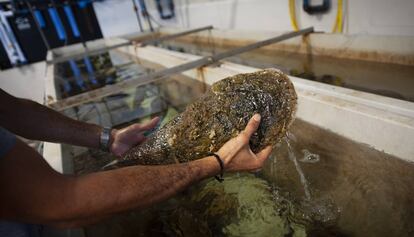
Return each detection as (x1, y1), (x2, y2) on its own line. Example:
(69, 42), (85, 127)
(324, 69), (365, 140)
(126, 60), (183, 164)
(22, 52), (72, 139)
(46, 40), (135, 65)
(47, 25), (214, 65)
(140, 25), (213, 46)
(49, 27), (313, 111)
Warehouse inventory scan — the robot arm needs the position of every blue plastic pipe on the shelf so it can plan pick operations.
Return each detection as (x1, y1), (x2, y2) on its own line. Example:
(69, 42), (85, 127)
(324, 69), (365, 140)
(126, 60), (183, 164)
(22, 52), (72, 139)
(48, 7), (66, 40)
(33, 10), (46, 28)
(78, 0), (89, 9)
(69, 60), (85, 89)
(83, 57), (98, 85)
(63, 5), (80, 38)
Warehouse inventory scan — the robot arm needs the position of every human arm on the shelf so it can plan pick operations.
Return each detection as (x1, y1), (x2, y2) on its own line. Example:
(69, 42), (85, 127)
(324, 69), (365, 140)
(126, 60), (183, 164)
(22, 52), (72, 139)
(0, 89), (158, 156)
(0, 139), (221, 227)
(0, 114), (271, 228)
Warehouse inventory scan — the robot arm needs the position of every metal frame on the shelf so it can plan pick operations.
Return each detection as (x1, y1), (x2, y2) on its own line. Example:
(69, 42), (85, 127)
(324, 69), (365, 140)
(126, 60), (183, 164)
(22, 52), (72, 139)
(46, 25), (214, 65)
(140, 25), (213, 46)
(49, 27), (313, 111)
(0, 9), (27, 65)
(131, 0), (144, 32)
(47, 40), (135, 65)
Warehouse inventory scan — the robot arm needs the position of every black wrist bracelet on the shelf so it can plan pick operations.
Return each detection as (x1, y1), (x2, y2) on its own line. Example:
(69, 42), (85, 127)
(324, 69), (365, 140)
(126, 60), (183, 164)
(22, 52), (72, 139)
(208, 152), (224, 182)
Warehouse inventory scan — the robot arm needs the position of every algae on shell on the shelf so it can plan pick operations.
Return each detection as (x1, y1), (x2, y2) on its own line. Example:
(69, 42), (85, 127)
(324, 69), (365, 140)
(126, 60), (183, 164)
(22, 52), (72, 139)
(116, 68), (297, 167)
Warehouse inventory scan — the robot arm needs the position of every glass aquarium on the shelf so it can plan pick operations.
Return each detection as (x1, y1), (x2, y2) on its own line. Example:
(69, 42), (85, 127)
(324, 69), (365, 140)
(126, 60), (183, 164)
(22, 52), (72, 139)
(53, 49), (152, 99)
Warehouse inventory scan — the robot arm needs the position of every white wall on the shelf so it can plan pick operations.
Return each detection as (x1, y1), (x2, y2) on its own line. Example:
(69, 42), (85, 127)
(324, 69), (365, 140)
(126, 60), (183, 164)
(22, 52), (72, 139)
(93, 0), (142, 37)
(0, 62), (46, 103)
(93, 0), (414, 37)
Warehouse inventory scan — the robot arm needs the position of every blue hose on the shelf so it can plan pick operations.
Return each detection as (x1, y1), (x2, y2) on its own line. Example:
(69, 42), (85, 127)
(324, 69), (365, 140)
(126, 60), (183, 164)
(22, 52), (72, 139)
(83, 57), (98, 85)
(69, 60), (85, 89)
(33, 10), (46, 28)
(78, 0), (90, 9)
(63, 5), (80, 38)
(48, 7), (66, 40)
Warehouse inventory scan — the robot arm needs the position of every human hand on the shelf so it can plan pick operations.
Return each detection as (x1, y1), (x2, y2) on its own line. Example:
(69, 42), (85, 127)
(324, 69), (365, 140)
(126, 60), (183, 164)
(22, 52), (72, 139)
(216, 114), (273, 172)
(110, 117), (160, 156)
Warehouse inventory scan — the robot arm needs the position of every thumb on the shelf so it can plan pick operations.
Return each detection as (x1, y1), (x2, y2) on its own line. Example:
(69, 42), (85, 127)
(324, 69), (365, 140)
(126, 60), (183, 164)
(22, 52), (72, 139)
(256, 146), (273, 163)
(242, 114), (261, 139)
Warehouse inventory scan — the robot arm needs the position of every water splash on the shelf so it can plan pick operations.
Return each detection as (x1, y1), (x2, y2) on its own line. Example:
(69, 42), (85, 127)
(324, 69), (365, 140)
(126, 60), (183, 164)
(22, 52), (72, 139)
(300, 149), (320, 163)
(285, 137), (311, 200)
(286, 131), (297, 142)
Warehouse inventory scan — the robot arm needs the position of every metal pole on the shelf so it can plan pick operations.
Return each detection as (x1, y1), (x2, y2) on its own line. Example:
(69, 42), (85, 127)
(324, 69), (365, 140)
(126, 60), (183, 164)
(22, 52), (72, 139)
(141, 25), (213, 46)
(25, 0), (51, 51)
(131, 0), (144, 32)
(47, 25), (214, 64)
(145, 13), (154, 32)
(211, 27), (314, 61)
(49, 27), (313, 111)
(137, 0), (154, 32)
(47, 41), (132, 65)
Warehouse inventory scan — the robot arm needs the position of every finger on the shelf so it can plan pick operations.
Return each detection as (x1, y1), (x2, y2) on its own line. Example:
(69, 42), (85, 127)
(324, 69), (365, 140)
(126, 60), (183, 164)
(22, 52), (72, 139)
(256, 146), (273, 162)
(134, 133), (146, 144)
(242, 114), (261, 138)
(138, 117), (160, 131)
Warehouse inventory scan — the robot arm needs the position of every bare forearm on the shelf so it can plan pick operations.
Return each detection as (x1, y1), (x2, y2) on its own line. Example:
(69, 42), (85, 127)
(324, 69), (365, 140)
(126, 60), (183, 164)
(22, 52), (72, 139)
(0, 94), (101, 148)
(0, 140), (219, 226)
(64, 157), (219, 222)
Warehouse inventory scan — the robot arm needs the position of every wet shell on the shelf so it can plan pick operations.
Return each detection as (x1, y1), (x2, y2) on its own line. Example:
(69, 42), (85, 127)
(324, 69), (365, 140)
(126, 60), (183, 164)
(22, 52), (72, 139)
(115, 68), (297, 167)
